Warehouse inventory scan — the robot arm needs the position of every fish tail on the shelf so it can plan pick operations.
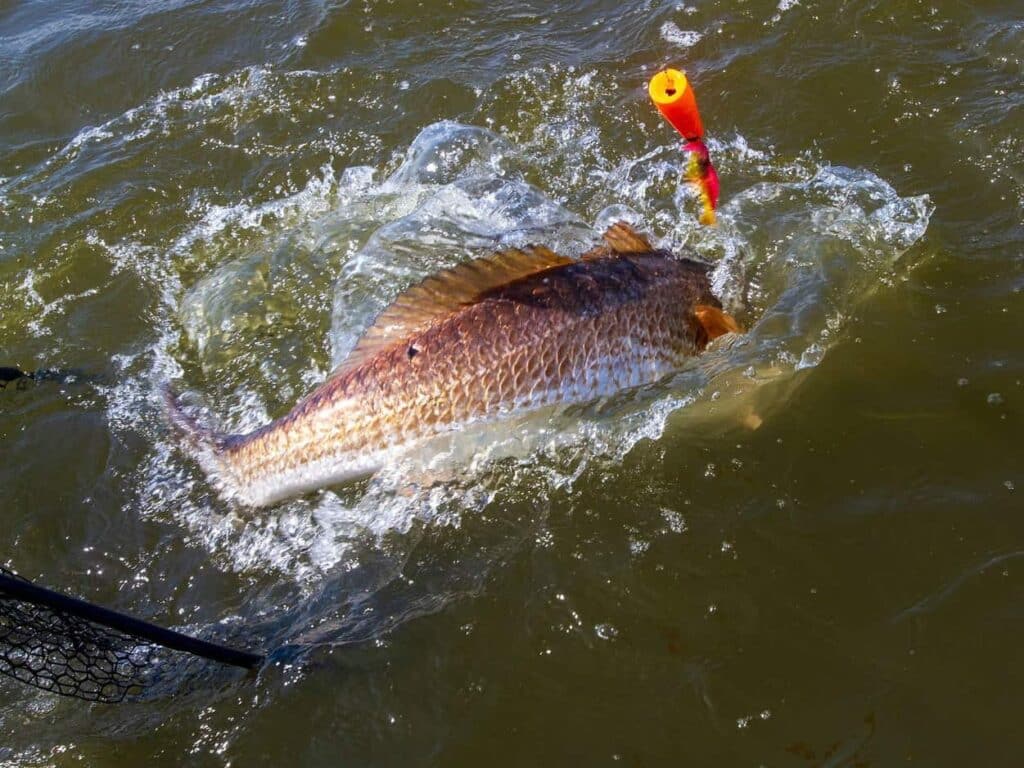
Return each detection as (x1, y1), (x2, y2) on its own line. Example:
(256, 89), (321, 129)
(163, 385), (230, 456)
(164, 385), (269, 505)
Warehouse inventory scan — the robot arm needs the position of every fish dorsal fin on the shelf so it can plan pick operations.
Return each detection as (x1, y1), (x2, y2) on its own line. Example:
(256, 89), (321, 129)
(335, 245), (573, 373)
(603, 221), (655, 254)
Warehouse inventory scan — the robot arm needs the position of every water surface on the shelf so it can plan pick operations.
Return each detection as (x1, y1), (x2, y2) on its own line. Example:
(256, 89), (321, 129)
(1, 0), (1022, 765)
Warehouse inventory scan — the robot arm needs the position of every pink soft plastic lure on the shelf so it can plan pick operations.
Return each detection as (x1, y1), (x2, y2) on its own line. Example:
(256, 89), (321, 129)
(683, 139), (720, 226)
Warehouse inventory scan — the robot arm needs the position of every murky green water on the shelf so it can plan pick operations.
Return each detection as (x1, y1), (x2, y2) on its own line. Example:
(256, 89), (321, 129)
(1, 0), (1022, 764)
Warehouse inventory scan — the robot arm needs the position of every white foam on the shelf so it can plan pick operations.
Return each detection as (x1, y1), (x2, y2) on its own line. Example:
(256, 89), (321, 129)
(661, 21), (703, 49)
(768, 0), (800, 24)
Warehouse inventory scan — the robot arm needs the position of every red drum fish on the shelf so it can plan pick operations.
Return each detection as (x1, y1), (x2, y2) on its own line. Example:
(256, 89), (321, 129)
(167, 222), (739, 507)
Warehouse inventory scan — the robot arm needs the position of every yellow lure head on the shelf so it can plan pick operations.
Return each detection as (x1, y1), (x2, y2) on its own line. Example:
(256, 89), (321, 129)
(648, 68), (704, 140)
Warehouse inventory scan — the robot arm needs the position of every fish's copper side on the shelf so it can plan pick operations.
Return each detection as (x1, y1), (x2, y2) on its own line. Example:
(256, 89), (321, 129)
(168, 223), (736, 506)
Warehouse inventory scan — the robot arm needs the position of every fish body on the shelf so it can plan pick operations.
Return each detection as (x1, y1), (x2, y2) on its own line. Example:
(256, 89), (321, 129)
(167, 223), (737, 507)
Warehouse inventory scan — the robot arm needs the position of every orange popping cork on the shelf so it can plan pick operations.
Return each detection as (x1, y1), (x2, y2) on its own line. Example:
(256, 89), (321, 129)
(648, 68), (704, 140)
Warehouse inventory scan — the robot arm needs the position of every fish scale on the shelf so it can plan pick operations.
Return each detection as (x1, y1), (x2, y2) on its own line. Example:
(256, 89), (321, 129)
(167, 223), (737, 507)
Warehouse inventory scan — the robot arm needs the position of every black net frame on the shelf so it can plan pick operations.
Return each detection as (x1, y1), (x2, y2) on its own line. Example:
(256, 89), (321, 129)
(0, 569), (153, 702)
(0, 567), (262, 703)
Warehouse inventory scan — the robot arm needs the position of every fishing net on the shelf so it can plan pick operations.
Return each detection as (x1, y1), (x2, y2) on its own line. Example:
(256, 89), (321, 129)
(0, 568), (155, 703)
(0, 566), (262, 704)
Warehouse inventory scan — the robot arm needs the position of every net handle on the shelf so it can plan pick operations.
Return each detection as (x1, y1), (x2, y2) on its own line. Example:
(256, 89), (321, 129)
(0, 573), (263, 669)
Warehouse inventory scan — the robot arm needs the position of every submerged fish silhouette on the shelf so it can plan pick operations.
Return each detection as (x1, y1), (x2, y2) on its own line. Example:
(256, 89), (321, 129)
(166, 222), (739, 507)
(0, 367), (31, 389)
(0, 366), (96, 390)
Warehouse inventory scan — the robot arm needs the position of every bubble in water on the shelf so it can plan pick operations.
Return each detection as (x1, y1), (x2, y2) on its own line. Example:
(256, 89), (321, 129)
(661, 508), (687, 533)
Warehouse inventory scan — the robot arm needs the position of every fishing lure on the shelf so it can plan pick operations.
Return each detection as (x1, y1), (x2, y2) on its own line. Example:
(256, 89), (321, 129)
(648, 68), (719, 225)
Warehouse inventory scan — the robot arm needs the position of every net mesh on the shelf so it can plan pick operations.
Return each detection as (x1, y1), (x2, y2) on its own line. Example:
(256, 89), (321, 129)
(0, 568), (156, 703)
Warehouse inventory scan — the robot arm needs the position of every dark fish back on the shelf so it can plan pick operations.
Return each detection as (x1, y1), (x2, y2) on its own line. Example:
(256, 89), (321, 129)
(481, 251), (717, 316)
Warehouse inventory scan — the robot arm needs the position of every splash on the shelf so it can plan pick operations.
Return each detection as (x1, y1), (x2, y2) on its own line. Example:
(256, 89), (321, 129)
(1, 69), (931, 654)
(153, 115), (931, 587)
